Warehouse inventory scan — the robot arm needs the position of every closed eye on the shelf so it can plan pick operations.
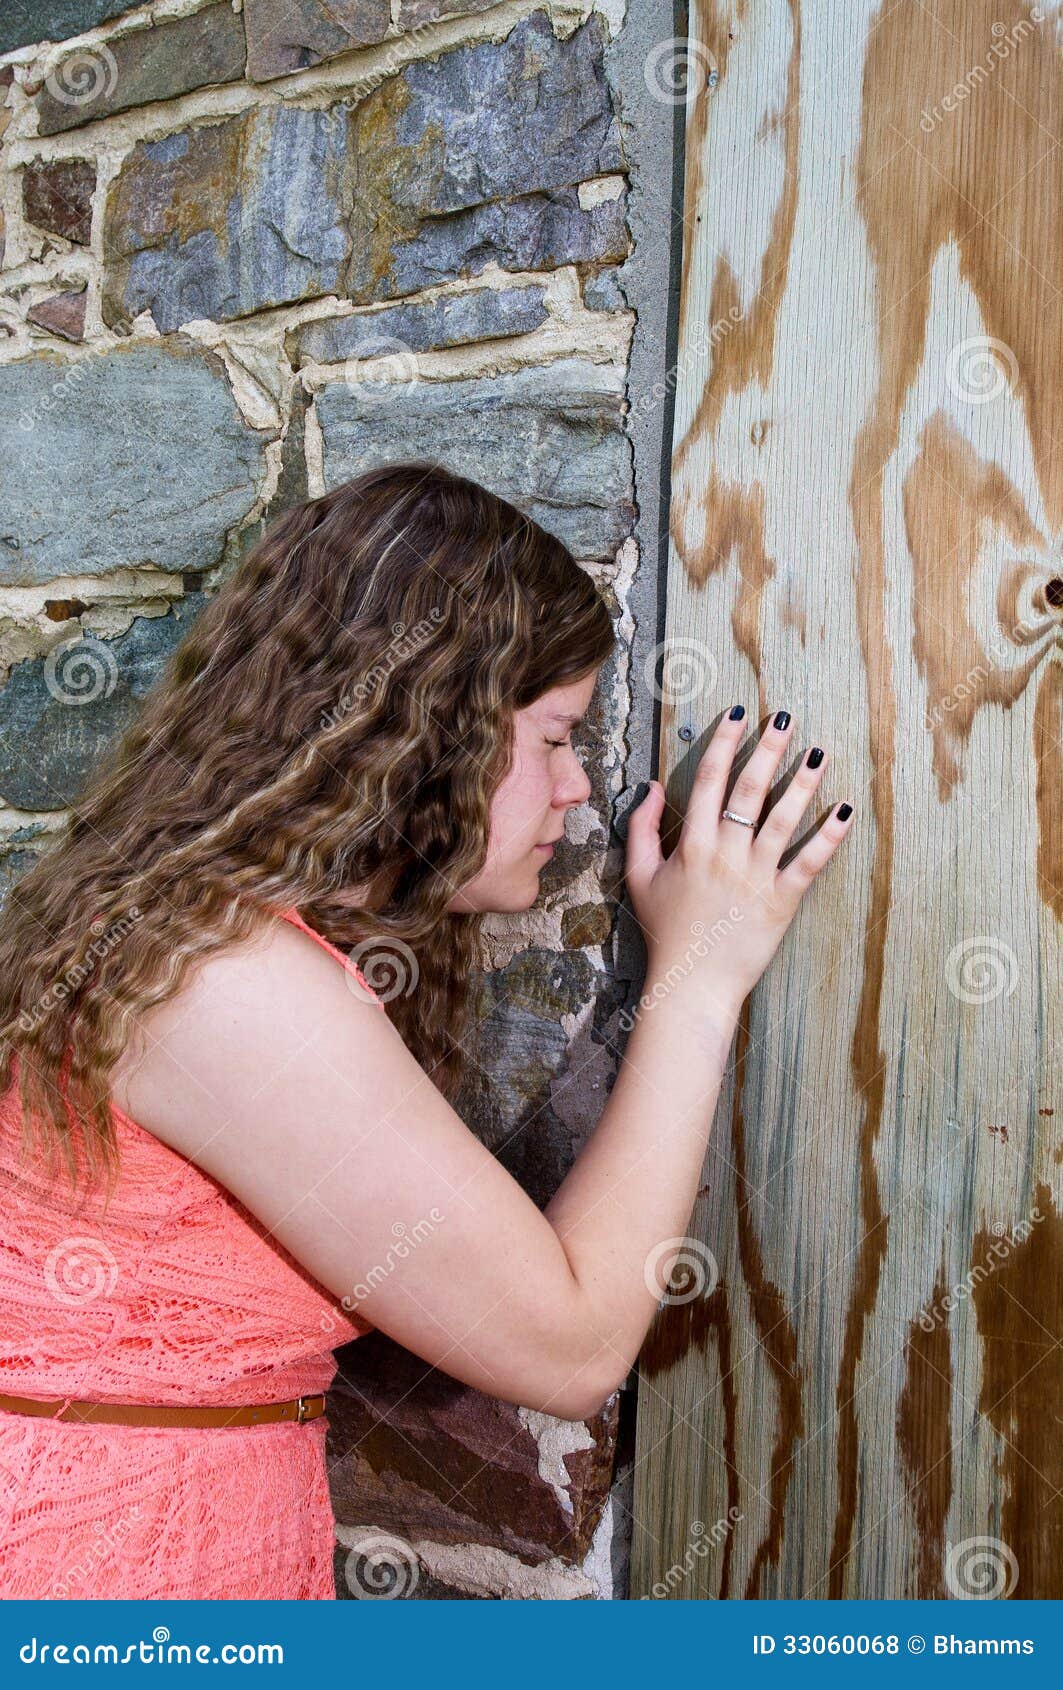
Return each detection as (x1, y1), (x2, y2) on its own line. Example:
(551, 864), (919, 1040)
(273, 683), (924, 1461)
(545, 737), (572, 749)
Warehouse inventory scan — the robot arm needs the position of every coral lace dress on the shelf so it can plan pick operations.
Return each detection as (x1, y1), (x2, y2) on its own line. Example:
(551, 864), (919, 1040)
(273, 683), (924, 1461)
(0, 906), (385, 1600)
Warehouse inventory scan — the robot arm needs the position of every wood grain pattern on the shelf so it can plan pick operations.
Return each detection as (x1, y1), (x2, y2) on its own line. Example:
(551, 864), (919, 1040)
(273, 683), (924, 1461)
(633, 0), (1061, 1600)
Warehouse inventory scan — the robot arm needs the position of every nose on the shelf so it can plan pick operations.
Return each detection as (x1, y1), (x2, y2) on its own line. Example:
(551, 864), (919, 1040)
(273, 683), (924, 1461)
(556, 750), (592, 807)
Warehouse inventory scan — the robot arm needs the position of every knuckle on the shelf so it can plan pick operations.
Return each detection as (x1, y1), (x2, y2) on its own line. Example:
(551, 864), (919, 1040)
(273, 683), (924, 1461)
(695, 754), (729, 785)
(730, 773), (761, 805)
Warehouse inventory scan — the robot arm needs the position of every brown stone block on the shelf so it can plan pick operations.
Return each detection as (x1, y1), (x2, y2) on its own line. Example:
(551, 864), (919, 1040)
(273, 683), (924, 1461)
(23, 159), (96, 245)
(326, 1330), (619, 1567)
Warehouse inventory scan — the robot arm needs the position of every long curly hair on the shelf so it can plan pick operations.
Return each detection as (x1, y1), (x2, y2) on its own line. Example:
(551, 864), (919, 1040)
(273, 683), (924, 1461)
(0, 460), (617, 1210)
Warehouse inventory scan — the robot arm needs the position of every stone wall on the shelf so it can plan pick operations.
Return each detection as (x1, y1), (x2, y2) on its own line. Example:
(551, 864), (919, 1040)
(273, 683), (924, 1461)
(0, 0), (667, 1600)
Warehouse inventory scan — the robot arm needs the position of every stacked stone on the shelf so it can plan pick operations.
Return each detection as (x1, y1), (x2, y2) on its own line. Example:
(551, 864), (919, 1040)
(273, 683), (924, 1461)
(0, 0), (641, 1600)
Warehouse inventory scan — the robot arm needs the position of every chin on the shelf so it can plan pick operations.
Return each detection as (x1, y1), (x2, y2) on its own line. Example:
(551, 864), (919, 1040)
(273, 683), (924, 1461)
(484, 871), (543, 913)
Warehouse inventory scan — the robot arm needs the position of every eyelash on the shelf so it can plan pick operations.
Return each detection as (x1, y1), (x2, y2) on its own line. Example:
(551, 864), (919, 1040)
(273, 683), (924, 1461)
(545, 737), (572, 749)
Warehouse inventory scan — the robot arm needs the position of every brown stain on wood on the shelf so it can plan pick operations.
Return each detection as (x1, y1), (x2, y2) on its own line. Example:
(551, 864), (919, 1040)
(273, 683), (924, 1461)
(637, 1001), (803, 1596)
(901, 414), (1054, 802)
(1033, 659), (1063, 922)
(832, 0), (1063, 1590)
(856, 0), (1063, 529)
(896, 1266), (954, 1598)
(730, 1004), (804, 1596)
(638, 1283), (742, 1598)
(969, 1186), (1063, 1599)
(672, 0), (802, 616)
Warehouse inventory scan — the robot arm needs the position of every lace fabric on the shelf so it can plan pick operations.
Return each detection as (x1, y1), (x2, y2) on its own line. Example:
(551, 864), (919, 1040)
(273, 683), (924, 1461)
(0, 905), (382, 1599)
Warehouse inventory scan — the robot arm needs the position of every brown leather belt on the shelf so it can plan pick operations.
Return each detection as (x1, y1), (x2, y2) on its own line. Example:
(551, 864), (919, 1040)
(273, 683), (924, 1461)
(0, 1390), (326, 1428)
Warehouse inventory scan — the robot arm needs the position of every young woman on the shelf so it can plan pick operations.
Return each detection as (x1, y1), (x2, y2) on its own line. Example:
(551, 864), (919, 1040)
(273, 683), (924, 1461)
(0, 461), (853, 1598)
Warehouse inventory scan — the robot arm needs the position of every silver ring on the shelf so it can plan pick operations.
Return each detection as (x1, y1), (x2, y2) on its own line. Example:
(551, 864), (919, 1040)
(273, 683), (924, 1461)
(721, 808), (756, 829)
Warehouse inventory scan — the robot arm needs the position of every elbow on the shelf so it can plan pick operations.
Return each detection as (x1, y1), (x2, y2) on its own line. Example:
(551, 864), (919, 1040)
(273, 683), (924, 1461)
(539, 1361), (627, 1424)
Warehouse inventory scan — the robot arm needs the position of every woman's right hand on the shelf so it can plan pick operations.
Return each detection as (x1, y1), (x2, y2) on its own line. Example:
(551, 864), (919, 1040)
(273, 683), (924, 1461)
(624, 708), (855, 1017)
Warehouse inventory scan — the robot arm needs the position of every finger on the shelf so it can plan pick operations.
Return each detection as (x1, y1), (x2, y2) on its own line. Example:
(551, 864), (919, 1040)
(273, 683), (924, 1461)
(678, 705), (749, 853)
(624, 779), (665, 908)
(717, 710), (796, 844)
(776, 800), (855, 896)
(754, 744), (828, 864)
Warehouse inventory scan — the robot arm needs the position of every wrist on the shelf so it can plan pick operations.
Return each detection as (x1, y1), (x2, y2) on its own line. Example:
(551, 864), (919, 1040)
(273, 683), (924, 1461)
(640, 959), (745, 1028)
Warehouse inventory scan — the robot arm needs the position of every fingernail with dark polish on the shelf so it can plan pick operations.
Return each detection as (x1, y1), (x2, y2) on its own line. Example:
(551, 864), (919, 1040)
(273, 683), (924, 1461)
(729, 704), (745, 720)
(806, 746), (824, 768)
(773, 710), (791, 730)
(837, 801), (853, 820)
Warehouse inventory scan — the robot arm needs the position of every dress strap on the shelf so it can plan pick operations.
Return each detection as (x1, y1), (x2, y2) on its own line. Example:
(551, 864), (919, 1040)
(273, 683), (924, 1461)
(275, 907), (386, 1012)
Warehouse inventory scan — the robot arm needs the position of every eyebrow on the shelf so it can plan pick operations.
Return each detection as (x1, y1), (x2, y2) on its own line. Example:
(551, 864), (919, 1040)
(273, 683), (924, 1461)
(546, 711), (584, 726)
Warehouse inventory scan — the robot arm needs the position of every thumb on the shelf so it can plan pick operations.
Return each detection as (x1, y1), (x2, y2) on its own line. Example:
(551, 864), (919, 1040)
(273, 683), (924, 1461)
(624, 779), (664, 901)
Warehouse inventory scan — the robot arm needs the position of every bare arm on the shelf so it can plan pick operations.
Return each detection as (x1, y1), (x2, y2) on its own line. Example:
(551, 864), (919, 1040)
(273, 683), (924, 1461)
(118, 709), (851, 1421)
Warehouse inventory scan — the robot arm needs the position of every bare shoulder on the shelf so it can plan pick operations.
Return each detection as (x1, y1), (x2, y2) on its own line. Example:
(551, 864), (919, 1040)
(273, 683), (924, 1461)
(109, 910), (391, 1162)
(107, 906), (609, 1418)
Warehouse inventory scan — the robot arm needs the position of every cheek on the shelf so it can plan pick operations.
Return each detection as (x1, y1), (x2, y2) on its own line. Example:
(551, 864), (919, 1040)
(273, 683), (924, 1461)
(487, 760), (550, 853)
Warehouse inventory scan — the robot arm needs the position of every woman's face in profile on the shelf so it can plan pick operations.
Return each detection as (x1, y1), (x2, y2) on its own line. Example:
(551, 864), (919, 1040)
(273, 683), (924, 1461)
(447, 667), (599, 915)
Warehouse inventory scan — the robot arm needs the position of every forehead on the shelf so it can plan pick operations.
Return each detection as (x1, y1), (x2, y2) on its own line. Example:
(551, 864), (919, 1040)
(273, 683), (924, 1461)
(527, 670), (599, 722)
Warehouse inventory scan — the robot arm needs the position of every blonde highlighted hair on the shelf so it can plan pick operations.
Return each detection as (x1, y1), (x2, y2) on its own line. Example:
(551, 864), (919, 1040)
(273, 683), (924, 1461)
(0, 460), (617, 1207)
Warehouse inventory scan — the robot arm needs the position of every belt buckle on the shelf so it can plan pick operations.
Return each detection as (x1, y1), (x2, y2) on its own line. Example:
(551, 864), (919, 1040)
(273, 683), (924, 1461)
(295, 1395), (311, 1424)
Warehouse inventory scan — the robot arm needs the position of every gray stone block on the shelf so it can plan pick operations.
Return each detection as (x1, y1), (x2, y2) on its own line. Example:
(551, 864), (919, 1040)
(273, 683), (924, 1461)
(101, 13), (627, 325)
(0, 593), (207, 810)
(0, 2), (139, 54)
(291, 284), (549, 364)
(315, 356), (635, 560)
(583, 267), (627, 311)
(103, 107), (351, 333)
(346, 13), (625, 298)
(35, 4), (247, 137)
(0, 340), (266, 585)
(347, 185), (630, 303)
